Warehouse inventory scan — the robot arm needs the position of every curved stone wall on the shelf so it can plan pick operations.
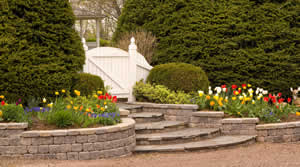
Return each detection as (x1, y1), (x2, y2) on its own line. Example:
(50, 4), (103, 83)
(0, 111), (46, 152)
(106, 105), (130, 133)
(0, 118), (136, 160)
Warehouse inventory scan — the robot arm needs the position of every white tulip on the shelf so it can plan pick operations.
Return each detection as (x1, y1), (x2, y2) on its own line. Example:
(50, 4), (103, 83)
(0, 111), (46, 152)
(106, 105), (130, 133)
(262, 90), (268, 95)
(209, 90), (213, 95)
(215, 87), (222, 94)
(222, 88), (227, 92)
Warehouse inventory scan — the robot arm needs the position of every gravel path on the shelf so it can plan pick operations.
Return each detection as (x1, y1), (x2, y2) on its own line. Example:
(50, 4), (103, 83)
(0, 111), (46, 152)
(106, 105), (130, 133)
(2, 143), (300, 167)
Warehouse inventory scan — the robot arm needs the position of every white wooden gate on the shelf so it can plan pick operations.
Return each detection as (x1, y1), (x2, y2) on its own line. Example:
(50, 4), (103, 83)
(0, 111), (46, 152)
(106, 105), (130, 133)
(83, 38), (152, 102)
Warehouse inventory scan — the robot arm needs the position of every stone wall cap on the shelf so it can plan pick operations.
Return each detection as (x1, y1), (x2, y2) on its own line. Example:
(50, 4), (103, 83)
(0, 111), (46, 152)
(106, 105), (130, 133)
(256, 121), (300, 130)
(21, 118), (135, 137)
(193, 111), (224, 117)
(0, 122), (28, 130)
(222, 118), (259, 124)
(130, 102), (198, 110)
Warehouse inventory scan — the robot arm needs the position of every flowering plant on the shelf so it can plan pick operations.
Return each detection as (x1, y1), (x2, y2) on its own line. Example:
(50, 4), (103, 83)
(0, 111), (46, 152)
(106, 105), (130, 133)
(196, 84), (299, 123)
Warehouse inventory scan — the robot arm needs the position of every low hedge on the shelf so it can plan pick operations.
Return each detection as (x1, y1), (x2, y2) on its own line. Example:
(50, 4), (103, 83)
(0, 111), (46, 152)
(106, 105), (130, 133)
(72, 73), (105, 96)
(147, 63), (209, 93)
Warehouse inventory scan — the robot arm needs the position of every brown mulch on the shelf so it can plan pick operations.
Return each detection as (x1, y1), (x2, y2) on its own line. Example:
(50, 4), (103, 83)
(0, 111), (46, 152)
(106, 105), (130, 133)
(2, 143), (300, 167)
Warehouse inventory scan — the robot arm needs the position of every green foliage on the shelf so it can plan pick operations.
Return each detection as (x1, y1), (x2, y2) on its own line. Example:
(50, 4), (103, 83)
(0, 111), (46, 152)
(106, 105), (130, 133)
(147, 63), (209, 93)
(0, 104), (30, 123)
(0, 0), (85, 102)
(133, 81), (192, 104)
(86, 38), (111, 46)
(72, 73), (105, 97)
(114, 0), (300, 96)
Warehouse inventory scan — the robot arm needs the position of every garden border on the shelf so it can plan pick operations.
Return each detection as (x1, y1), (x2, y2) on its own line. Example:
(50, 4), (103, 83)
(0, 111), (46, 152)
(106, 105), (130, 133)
(0, 118), (136, 160)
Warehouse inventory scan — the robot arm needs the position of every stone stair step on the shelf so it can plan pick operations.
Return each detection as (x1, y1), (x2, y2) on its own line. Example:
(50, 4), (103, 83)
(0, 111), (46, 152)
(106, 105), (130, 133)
(129, 112), (164, 123)
(136, 128), (220, 145)
(117, 103), (143, 113)
(135, 121), (187, 134)
(135, 135), (256, 152)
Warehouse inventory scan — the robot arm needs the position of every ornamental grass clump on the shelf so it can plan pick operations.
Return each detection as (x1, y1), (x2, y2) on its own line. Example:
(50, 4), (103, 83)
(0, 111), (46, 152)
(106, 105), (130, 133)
(196, 84), (299, 123)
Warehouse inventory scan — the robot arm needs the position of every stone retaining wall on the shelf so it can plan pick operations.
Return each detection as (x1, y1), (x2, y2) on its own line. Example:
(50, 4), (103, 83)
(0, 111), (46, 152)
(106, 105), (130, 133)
(221, 118), (258, 135)
(129, 102), (198, 122)
(189, 111), (224, 128)
(256, 122), (300, 143)
(0, 118), (136, 160)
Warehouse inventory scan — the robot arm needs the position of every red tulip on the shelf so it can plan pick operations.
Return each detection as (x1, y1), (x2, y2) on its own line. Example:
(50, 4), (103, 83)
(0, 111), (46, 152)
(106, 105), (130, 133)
(278, 98), (284, 103)
(221, 85), (226, 88)
(1, 101), (5, 106)
(287, 98), (292, 103)
(232, 85), (237, 90)
(271, 97), (276, 103)
(263, 97), (269, 102)
(276, 105), (279, 109)
(112, 96), (117, 103)
(242, 84), (247, 89)
(278, 93), (282, 97)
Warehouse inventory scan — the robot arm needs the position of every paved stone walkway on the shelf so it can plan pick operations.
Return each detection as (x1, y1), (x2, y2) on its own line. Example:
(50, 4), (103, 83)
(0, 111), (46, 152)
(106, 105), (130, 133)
(2, 143), (300, 167)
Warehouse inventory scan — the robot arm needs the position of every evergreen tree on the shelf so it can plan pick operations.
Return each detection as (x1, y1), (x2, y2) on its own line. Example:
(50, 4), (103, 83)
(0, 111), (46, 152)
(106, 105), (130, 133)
(0, 0), (85, 101)
(114, 0), (300, 96)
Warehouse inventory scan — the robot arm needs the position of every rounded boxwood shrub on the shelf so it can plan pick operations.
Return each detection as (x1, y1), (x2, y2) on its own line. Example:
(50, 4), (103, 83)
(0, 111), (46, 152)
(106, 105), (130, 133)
(147, 63), (209, 93)
(72, 73), (105, 96)
(0, 0), (85, 102)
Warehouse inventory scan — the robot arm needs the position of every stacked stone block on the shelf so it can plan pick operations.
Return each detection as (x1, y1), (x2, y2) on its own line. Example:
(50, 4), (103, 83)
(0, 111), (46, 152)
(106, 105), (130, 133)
(0, 118), (136, 160)
(256, 122), (300, 143)
(189, 111), (224, 128)
(221, 118), (258, 135)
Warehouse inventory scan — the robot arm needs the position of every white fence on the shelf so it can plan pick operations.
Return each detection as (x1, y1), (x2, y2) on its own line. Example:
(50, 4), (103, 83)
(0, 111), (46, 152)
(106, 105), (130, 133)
(82, 38), (152, 102)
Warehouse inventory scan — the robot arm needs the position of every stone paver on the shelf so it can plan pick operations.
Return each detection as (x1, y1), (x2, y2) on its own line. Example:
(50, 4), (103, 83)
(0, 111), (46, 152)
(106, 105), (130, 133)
(135, 121), (186, 130)
(135, 135), (256, 152)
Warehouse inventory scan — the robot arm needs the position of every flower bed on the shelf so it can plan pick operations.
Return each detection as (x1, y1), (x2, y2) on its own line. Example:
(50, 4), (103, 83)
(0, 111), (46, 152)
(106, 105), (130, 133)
(0, 90), (121, 130)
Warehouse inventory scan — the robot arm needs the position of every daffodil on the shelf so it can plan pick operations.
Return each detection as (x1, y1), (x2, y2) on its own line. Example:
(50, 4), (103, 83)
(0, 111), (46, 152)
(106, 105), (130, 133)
(97, 91), (103, 95)
(101, 107), (105, 111)
(239, 96), (243, 100)
(213, 95), (219, 101)
(61, 89), (66, 93)
(206, 95), (211, 100)
(296, 112), (300, 116)
(252, 100), (255, 104)
(104, 102), (107, 105)
(232, 97), (237, 101)
(67, 105), (71, 109)
(237, 112), (241, 115)
(0, 110), (2, 117)
(73, 106), (78, 110)
(0, 95), (4, 99)
(198, 91), (204, 97)
(210, 101), (215, 106)
(74, 90), (80, 96)
(248, 84), (251, 87)
(19, 104), (23, 107)
(42, 98), (47, 103)
(48, 103), (53, 108)
(55, 92), (59, 95)
(93, 94), (98, 98)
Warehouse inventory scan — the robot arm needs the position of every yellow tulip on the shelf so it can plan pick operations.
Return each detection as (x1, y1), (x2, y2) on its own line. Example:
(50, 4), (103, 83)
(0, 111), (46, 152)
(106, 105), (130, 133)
(232, 97), (237, 101)
(296, 112), (300, 116)
(93, 94), (98, 98)
(210, 101), (215, 106)
(248, 84), (251, 87)
(73, 106), (78, 110)
(67, 105), (71, 109)
(55, 92), (59, 95)
(213, 95), (219, 101)
(101, 107), (105, 111)
(237, 112), (241, 115)
(62, 89), (66, 93)
(206, 95), (211, 100)
(74, 90), (80, 96)
(42, 98), (47, 103)
(104, 102), (107, 105)
(0, 110), (2, 117)
(97, 91), (103, 95)
(0, 95), (4, 99)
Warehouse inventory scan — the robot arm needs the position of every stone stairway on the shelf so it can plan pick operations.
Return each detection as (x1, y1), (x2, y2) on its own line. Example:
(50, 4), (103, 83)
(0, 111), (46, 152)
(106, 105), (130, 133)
(118, 103), (256, 152)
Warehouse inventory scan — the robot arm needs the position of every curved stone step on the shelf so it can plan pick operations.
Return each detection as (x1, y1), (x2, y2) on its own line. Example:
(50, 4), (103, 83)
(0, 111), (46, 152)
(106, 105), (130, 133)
(135, 121), (187, 134)
(135, 135), (256, 152)
(136, 128), (220, 145)
(117, 103), (143, 113)
(129, 112), (164, 123)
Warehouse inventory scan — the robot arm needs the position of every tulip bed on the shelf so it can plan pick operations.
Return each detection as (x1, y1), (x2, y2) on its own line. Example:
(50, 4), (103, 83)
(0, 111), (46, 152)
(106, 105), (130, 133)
(0, 90), (121, 129)
(195, 84), (300, 123)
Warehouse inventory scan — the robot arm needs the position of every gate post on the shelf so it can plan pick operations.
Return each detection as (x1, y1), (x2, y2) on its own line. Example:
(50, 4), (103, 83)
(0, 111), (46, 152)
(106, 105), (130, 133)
(128, 37), (137, 103)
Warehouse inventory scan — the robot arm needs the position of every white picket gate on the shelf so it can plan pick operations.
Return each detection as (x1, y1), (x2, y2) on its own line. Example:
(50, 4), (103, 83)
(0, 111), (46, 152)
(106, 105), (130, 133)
(82, 38), (152, 102)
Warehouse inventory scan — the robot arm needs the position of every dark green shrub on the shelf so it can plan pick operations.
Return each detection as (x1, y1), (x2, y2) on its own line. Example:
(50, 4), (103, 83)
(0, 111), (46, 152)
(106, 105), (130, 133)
(86, 38), (111, 46)
(114, 0), (300, 96)
(72, 73), (105, 96)
(0, 0), (85, 102)
(133, 81), (192, 104)
(147, 63), (209, 93)
(1, 104), (29, 123)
